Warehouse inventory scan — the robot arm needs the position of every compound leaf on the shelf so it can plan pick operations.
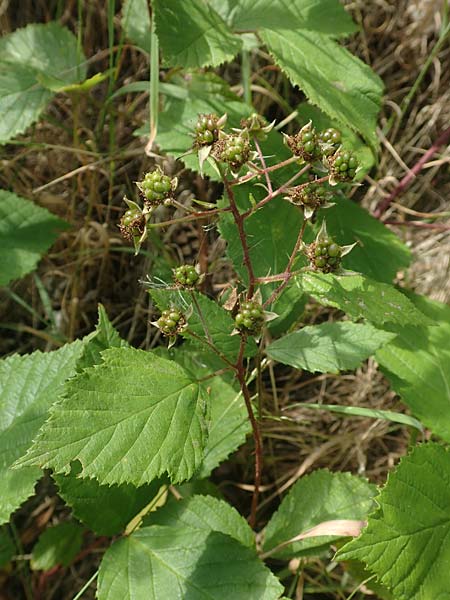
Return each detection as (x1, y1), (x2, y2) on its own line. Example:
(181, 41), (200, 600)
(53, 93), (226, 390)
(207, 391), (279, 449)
(16, 347), (208, 486)
(153, 0), (242, 68)
(319, 197), (411, 283)
(0, 22), (86, 142)
(0, 340), (84, 524)
(260, 29), (383, 150)
(0, 190), (68, 287)
(376, 294), (450, 442)
(210, 0), (357, 37)
(263, 470), (376, 559)
(299, 271), (428, 327)
(148, 494), (255, 548)
(337, 443), (450, 600)
(97, 524), (283, 600)
(31, 521), (84, 571)
(266, 322), (394, 374)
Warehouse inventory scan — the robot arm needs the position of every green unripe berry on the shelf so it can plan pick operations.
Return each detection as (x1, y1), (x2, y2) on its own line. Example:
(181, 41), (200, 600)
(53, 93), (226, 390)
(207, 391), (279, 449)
(173, 265), (200, 288)
(234, 300), (265, 335)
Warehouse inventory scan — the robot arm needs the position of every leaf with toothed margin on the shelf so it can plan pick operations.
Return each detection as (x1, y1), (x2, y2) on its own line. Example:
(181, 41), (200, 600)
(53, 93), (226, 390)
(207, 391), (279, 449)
(298, 271), (430, 327)
(15, 347), (208, 486)
(153, 0), (242, 68)
(337, 444), (450, 600)
(0, 340), (84, 524)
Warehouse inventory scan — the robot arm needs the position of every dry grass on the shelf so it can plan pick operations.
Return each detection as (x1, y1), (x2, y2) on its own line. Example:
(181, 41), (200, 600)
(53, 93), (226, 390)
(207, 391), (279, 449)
(0, 0), (449, 598)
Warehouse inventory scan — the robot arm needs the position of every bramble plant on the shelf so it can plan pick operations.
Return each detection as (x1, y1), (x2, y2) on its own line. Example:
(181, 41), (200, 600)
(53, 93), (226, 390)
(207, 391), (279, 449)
(1, 2), (450, 600)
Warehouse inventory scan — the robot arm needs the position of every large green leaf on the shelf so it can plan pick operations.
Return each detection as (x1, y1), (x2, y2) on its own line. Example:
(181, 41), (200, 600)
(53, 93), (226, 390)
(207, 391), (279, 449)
(98, 524), (283, 600)
(266, 322), (394, 374)
(0, 190), (68, 287)
(260, 29), (383, 150)
(318, 197), (412, 283)
(148, 494), (255, 548)
(209, 0), (357, 36)
(337, 443), (450, 600)
(157, 346), (251, 477)
(0, 22), (86, 142)
(153, 0), (242, 68)
(376, 294), (450, 441)
(54, 463), (164, 536)
(299, 272), (428, 327)
(16, 347), (208, 486)
(30, 521), (84, 570)
(0, 340), (84, 524)
(263, 470), (376, 559)
(121, 0), (151, 53)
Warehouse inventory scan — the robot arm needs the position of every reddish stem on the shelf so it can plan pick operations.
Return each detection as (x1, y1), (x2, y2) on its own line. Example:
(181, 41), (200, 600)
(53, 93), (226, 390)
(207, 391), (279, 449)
(374, 125), (450, 218)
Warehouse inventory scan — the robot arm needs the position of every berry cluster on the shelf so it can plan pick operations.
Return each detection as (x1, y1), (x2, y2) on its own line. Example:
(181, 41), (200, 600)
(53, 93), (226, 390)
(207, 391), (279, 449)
(137, 167), (176, 207)
(234, 301), (265, 336)
(307, 237), (342, 273)
(286, 184), (329, 210)
(285, 123), (320, 162)
(118, 208), (146, 242)
(328, 149), (359, 183)
(156, 308), (186, 336)
(318, 128), (342, 156)
(219, 134), (250, 170)
(173, 265), (200, 288)
(194, 113), (222, 146)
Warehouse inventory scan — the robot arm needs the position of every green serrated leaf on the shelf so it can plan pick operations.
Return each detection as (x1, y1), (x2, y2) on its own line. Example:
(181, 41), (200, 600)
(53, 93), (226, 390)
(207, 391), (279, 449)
(266, 322), (394, 374)
(0, 340), (84, 524)
(16, 347), (208, 486)
(376, 294), (450, 441)
(148, 494), (255, 548)
(209, 0), (357, 37)
(0, 190), (69, 287)
(150, 288), (256, 360)
(263, 470), (376, 559)
(337, 443), (450, 600)
(97, 524), (283, 600)
(31, 521), (84, 570)
(260, 29), (383, 151)
(121, 0), (152, 53)
(153, 0), (242, 68)
(158, 346), (251, 477)
(76, 304), (128, 372)
(0, 22), (86, 143)
(299, 271), (428, 327)
(54, 462), (165, 536)
(317, 197), (411, 283)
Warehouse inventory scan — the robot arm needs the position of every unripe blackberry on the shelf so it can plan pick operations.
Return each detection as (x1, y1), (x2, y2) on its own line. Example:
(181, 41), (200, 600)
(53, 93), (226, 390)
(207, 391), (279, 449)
(306, 237), (342, 273)
(155, 308), (186, 336)
(286, 184), (329, 210)
(137, 167), (176, 207)
(235, 300), (265, 336)
(318, 128), (342, 156)
(194, 113), (223, 146)
(328, 149), (359, 183)
(240, 113), (273, 140)
(173, 265), (200, 288)
(219, 134), (250, 170)
(285, 123), (320, 162)
(119, 208), (146, 242)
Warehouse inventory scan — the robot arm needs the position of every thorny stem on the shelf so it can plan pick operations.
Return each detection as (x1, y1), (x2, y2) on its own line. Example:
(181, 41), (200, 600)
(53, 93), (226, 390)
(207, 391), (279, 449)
(234, 337), (262, 529)
(220, 166), (257, 298)
(230, 155), (301, 187)
(147, 206), (231, 229)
